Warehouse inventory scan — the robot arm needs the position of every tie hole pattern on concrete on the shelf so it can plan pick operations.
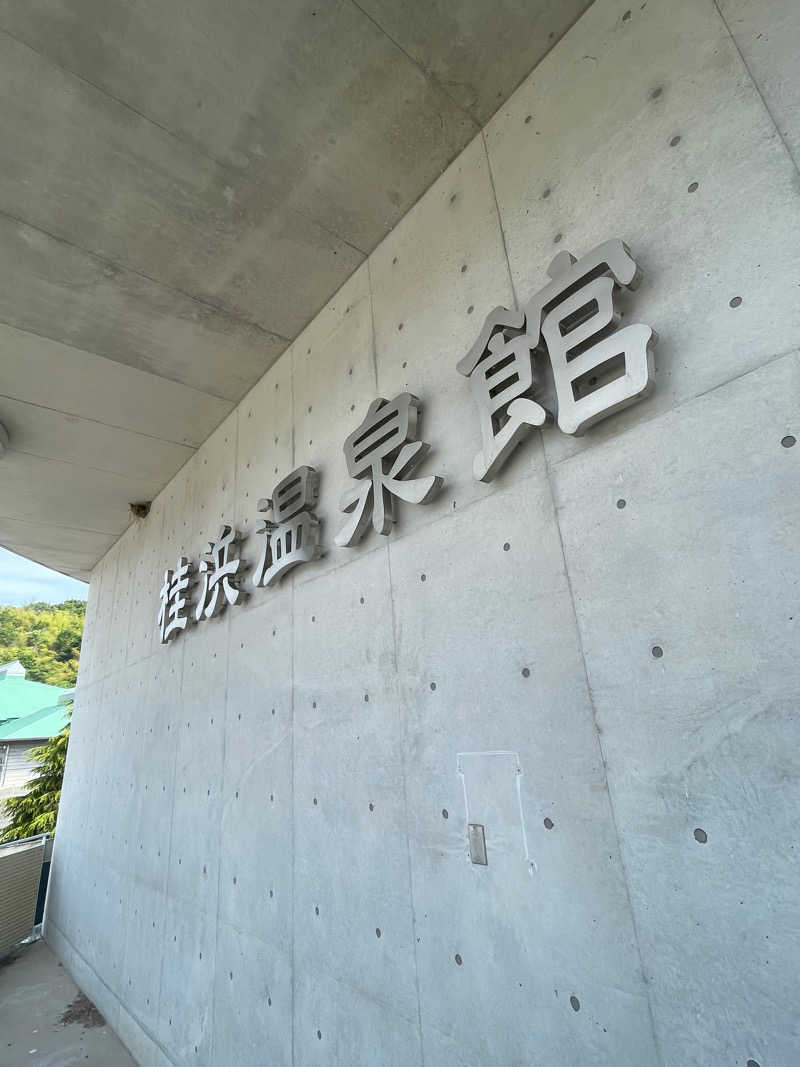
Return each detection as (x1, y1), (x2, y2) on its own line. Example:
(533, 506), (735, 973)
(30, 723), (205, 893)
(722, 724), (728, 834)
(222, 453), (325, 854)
(781, 435), (795, 448)
(442, 808), (449, 820)
(544, 817), (555, 830)
(688, 181), (699, 193)
(570, 995), (581, 1012)
(694, 828), (708, 844)
(729, 296), (742, 308)
(454, 953), (463, 966)
(616, 498), (627, 509)
(651, 645), (664, 659)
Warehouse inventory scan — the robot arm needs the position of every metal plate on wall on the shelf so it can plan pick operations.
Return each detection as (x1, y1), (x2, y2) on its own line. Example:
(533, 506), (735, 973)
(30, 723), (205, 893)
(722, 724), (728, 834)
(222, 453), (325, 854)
(468, 823), (487, 866)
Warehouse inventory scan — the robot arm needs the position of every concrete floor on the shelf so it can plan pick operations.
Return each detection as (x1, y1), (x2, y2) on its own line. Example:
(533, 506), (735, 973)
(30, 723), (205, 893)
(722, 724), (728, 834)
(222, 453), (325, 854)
(0, 940), (136, 1067)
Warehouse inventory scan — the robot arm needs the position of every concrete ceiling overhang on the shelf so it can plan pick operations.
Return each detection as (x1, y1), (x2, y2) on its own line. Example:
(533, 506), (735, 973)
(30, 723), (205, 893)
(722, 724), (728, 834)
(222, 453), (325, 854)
(0, 0), (590, 581)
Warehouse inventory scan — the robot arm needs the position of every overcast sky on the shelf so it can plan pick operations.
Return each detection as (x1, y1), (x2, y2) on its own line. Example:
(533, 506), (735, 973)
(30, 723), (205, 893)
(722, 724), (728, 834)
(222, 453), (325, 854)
(0, 547), (88, 607)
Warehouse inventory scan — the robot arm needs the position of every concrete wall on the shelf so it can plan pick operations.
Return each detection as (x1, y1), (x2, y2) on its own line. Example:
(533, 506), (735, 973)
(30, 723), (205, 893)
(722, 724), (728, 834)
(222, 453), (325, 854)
(47, 1), (800, 1064)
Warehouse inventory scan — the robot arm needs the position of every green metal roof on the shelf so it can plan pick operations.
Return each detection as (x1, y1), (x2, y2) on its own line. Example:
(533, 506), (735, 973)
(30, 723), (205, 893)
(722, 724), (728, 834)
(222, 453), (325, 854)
(0, 677), (70, 741)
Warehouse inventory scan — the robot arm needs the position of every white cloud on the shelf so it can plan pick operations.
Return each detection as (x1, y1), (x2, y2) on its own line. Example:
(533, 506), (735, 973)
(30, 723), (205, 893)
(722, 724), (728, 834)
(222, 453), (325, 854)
(0, 547), (88, 607)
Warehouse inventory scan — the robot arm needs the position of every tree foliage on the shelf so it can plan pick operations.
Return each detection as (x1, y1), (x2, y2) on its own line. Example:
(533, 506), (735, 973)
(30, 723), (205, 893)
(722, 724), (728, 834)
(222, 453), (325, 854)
(0, 717), (70, 842)
(0, 600), (86, 687)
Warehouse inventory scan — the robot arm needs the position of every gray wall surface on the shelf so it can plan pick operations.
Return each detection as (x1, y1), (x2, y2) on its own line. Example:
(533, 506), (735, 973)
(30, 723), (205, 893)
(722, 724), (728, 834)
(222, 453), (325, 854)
(0, 739), (41, 792)
(48, 1), (800, 1064)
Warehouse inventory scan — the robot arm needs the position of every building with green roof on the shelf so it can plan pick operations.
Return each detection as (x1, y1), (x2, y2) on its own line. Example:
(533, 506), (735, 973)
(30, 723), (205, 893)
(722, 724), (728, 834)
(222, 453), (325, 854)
(0, 660), (71, 828)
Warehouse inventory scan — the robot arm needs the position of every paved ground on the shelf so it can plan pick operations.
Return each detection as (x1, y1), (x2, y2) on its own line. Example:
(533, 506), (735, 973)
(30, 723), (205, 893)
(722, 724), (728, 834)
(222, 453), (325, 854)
(0, 939), (136, 1067)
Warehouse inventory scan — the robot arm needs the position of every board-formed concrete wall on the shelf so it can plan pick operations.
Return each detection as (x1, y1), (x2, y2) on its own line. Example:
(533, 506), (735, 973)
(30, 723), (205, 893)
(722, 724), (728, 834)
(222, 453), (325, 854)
(47, 1), (800, 1064)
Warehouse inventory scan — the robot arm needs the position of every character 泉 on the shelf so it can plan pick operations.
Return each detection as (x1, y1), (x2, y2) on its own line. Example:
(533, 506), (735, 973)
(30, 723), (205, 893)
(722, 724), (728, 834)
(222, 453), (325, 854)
(458, 239), (657, 480)
(252, 466), (322, 586)
(335, 393), (443, 547)
(194, 524), (244, 621)
(157, 556), (193, 643)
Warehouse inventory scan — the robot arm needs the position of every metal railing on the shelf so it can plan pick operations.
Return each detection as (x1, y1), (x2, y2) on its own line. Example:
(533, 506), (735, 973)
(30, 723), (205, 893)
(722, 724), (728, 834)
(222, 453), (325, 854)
(0, 833), (51, 956)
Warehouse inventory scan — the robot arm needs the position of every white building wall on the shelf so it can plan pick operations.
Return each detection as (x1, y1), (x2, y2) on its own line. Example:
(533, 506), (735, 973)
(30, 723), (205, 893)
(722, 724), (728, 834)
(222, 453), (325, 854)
(1, 740), (41, 792)
(48, 1), (800, 1065)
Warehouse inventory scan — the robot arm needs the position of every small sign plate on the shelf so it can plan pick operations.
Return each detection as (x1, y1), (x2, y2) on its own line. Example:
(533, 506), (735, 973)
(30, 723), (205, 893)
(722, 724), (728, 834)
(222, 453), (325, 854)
(468, 823), (487, 866)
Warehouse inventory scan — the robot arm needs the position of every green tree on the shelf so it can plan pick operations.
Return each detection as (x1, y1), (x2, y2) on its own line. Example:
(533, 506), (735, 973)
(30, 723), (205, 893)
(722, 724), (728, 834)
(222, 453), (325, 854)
(0, 600), (85, 687)
(0, 716), (70, 842)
